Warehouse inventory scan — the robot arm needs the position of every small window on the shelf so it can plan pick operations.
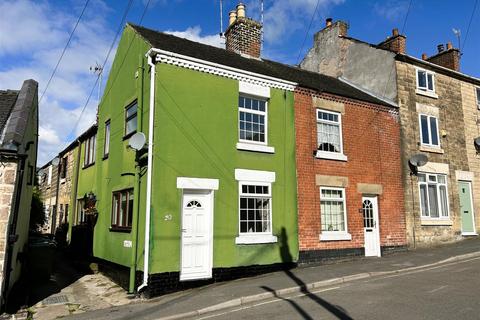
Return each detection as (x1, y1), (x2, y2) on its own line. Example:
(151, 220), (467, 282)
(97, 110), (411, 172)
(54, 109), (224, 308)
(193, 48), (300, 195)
(125, 101), (138, 137)
(238, 96), (267, 144)
(104, 120), (110, 158)
(186, 200), (202, 208)
(47, 165), (52, 185)
(416, 68), (435, 93)
(320, 187), (347, 233)
(316, 109), (344, 154)
(476, 87), (480, 109)
(60, 157), (67, 179)
(83, 134), (96, 167)
(76, 199), (86, 225)
(418, 173), (449, 218)
(111, 189), (134, 230)
(239, 182), (272, 234)
(419, 114), (440, 147)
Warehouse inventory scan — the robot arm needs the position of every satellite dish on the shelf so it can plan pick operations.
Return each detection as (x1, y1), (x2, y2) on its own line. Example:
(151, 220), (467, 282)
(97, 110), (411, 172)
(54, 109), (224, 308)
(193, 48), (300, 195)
(128, 132), (146, 151)
(51, 157), (60, 166)
(474, 137), (480, 153)
(409, 154), (428, 167)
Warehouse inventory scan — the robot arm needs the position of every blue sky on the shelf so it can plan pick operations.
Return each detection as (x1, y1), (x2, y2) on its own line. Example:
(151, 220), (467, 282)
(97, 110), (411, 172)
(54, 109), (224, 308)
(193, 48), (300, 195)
(0, 0), (479, 165)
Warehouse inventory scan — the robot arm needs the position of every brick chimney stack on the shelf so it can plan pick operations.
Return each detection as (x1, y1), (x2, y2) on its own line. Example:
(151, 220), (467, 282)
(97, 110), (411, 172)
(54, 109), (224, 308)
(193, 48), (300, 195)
(225, 3), (262, 58)
(425, 42), (460, 71)
(377, 28), (406, 54)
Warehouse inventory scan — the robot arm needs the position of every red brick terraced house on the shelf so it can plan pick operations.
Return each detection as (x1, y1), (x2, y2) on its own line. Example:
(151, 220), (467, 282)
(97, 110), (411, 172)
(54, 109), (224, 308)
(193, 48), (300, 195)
(294, 79), (407, 264)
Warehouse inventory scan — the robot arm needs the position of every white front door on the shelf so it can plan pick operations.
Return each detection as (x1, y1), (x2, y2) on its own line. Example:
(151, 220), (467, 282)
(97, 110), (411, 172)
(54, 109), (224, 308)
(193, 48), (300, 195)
(362, 196), (381, 257)
(180, 190), (213, 281)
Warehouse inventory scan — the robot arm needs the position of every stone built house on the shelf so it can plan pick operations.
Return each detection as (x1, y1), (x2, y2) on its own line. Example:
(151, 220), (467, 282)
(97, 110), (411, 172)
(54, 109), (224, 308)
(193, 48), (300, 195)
(0, 80), (38, 308)
(37, 161), (59, 233)
(294, 85), (406, 264)
(300, 19), (480, 247)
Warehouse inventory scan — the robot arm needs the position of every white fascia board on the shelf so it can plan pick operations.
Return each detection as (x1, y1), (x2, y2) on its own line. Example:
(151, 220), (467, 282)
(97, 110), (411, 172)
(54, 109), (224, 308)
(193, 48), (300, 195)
(235, 169), (276, 183)
(150, 48), (297, 91)
(177, 177), (219, 190)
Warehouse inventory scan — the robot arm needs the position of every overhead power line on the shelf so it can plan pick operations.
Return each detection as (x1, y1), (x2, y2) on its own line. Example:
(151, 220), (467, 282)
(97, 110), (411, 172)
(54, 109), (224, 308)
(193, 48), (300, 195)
(296, 0), (321, 65)
(39, 0), (90, 104)
(461, 0), (478, 52)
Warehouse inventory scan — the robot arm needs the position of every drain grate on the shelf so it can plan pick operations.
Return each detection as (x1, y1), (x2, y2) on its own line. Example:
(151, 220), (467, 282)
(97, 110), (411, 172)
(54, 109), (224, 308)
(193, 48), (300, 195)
(43, 295), (69, 305)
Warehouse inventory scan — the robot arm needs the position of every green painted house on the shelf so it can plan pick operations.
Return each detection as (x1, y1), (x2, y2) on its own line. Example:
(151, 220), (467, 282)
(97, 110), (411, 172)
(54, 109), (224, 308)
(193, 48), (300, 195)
(91, 14), (300, 295)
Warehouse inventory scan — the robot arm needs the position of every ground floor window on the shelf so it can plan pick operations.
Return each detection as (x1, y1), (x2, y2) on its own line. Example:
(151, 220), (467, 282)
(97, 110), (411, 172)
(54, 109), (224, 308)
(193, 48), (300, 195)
(76, 199), (86, 225)
(320, 187), (347, 232)
(239, 183), (272, 234)
(418, 173), (449, 218)
(111, 189), (133, 230)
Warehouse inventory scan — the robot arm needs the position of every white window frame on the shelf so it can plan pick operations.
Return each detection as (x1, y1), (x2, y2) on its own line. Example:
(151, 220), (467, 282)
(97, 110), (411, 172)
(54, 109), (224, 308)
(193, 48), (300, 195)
(83, 134), (96, 167)
(476, 87), (480, 110)
(416, 68), (437, 98)
(234, 169), (277, 244)
(236, 95), (275, 154)
(319, 187), (351, 241)
(418, 114), (440, 148)
(315, 109), (347, 161)
(104, 120), (110, 158)
(47, 165), (52, 185)
(418, 173), (450, 219)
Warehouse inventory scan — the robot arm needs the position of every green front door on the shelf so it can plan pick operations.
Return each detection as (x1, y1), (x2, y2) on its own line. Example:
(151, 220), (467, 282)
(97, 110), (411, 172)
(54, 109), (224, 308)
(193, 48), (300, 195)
(458, 181), (476, 235)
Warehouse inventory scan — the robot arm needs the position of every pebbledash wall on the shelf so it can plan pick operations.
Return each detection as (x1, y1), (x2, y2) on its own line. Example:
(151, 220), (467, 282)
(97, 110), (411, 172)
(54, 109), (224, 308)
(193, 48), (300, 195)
(92, 25), (298, 295)
(294, 88), (406, 263)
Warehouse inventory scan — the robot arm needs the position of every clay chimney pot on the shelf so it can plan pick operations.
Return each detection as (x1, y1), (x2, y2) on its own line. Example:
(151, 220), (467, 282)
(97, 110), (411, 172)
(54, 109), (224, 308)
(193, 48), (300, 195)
(326, 18), (333, 27)
(422, 53), (428, 60)
(392, 28), (399, 36)
(236, 3), (246, 18)
(447, 42), (453, 50)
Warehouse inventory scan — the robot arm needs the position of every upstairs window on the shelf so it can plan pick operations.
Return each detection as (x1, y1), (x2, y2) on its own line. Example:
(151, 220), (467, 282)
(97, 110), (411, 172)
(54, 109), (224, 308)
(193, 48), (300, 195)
(419, 114), (440, 148)
(418, 173), (449, 219)
(83, 134), (96, 167)
(60, 156), (68, 179)
(111, 189), (134, 230)
(125, 101), (138, 137)
(416, 68), (435, 94)
(104, 120), (110, 158)
(238, 96), (267, 144)
(476, 87), (480, 109)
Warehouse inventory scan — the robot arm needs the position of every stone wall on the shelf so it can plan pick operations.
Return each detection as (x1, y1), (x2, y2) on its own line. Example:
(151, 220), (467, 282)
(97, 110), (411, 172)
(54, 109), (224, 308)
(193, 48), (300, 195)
(396, 60), (470, 247)
(460, 82), (480, 232)
(0, 161), (17, 295)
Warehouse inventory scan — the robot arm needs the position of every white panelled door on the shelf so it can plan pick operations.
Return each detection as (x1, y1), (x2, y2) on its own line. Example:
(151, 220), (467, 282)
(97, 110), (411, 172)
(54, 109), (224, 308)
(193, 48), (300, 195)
(362, 196), (381, 257)
(180, 190), (213, 281)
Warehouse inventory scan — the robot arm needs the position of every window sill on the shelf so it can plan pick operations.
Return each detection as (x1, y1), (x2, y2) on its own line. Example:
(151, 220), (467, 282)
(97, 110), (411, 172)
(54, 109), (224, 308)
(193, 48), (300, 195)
(319, 232), (352, 241)
(462, 232), (478, 236)
(123, 131), (136, 141)
(420, 218), (452, 226)
(235, 234), (278, 244)
(236, 142), (275, 154)
(109, 227), (132, 233)
(415, 89), (438, 99)
(419, 145), (444, 154)
(82, 162), (95, 170)
(315, 151), (348, 162)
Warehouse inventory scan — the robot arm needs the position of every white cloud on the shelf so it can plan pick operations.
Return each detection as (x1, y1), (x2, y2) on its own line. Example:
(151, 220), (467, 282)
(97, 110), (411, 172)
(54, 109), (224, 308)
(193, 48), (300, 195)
(245, 0), (344, 44)
(165, 26), (224, 48)
(0, 0), (114, 166)
(373, 0), (410, 22)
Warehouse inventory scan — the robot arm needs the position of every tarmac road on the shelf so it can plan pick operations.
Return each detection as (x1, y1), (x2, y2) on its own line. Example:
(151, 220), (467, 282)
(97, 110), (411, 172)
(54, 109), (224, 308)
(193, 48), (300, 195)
(194, 257), (480, 320)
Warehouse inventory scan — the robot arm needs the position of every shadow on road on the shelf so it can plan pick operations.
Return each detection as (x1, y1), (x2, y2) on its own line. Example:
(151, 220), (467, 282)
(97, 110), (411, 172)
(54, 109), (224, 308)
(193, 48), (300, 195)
(261, 228), (353, 320)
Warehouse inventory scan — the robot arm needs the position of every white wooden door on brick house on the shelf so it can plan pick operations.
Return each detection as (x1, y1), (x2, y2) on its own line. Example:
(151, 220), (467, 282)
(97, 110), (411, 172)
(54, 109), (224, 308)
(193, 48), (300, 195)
(362, 196), (381, 257)
(180, 190), (214, 281)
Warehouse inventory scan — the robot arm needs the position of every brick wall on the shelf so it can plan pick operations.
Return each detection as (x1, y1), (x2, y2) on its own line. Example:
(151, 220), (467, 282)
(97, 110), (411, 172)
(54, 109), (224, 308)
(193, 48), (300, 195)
(426, 49), (460, 72)
(225, 18), (262, 58)
(294, 89), (406, 258)
(396, 61), (470, 247)
(0, 162), (17, 294)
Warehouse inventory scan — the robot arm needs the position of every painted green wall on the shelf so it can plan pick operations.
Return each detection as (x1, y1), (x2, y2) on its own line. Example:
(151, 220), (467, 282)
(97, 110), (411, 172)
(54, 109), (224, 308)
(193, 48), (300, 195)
(92, 25), (298, 275)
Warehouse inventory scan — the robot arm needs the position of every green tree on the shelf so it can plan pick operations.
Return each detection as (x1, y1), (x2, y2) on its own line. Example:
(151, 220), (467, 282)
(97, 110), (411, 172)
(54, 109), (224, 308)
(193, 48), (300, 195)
(29, 187), (46, 231)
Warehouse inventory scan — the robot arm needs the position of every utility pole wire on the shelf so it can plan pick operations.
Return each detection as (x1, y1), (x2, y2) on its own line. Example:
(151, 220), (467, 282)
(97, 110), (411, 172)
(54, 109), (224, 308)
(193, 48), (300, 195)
(296, 0), (320, 66)
(66, 0), (135, 141)
(461, 0), (478, 52)
(39, 0), (90, 104)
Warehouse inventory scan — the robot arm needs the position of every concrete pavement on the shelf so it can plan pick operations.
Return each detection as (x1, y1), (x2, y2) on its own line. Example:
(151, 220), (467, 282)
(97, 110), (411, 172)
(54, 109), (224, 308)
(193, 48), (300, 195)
(64, 238), (480, 320)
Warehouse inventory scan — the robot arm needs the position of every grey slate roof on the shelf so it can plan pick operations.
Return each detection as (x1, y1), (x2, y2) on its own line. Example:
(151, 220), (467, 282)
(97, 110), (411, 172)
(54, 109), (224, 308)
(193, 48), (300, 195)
(0, 79), (38, 152)
(0, 90), (19, 134)
(129, 23), (392, 107)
